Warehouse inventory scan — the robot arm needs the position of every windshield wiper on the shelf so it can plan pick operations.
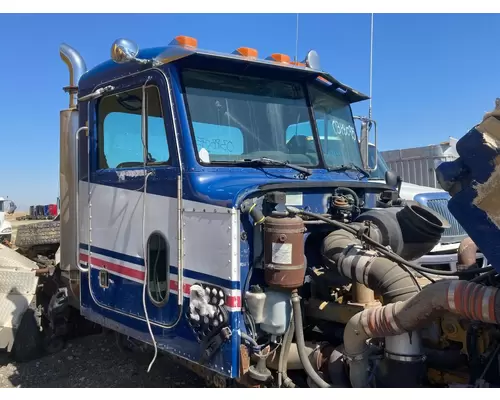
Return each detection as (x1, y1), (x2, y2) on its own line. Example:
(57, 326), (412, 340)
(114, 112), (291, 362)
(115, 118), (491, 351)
(236, 157), (313, 178)
(328, 163), (370, 179)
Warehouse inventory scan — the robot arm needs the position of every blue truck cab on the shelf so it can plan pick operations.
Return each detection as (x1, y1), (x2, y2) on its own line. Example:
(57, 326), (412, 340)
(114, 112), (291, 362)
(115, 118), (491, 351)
(55, 36), (452, 388)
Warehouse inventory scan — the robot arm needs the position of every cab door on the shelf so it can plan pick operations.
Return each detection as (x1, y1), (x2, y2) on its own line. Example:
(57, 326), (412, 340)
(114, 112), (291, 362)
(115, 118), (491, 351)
(80, 69), (182, 325)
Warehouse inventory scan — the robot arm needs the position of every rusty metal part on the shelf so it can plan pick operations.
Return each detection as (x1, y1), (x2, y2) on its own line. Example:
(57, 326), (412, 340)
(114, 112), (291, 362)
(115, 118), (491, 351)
(265, 341), (333, 372)
(457, 237), (479, 268)
(263, 216), (306, 290)
(237, 345), (261, 388)
(239, 344), (251, 376)
(313, 343), (335, 375)
(352, 280), (500, 343)
(305, 297), (365, 325)
(344, 279), (500, 387)
(305, 343), (335, 388)
(168, 353), (241, 388)
(333, 197), (348, 206)
(332, 196), (350, 209)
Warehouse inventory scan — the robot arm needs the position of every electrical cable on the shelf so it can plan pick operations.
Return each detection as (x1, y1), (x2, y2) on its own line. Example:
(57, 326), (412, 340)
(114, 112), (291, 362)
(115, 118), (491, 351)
(139, 78), (185, 373)
(142, 171), (157, 373)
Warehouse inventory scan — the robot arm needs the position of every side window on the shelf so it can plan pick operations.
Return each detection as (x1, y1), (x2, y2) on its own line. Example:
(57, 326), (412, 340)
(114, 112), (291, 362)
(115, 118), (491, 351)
(97, 86), (170, 169)
(147, 232), (170, 306)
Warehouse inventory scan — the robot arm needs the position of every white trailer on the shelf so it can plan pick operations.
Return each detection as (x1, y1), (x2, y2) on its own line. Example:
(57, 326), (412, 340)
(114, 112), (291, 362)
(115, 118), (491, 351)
(380, 138), (459, 190)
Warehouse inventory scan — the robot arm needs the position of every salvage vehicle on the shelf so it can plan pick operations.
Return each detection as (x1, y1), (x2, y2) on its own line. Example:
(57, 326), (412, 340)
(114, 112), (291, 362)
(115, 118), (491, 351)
(365, 142), (487, 273)
(1, 35), (497, 388)
(0, 197), (12, 243)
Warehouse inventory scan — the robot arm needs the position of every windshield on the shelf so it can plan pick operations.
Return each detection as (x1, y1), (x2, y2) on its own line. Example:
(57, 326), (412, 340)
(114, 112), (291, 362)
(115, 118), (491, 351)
(182, 69), (363, 170)
(368, 144), (390, 179)
(182, 69), (318, 166)
(0, 201), (3, 212)
(308, 85), (363, 169)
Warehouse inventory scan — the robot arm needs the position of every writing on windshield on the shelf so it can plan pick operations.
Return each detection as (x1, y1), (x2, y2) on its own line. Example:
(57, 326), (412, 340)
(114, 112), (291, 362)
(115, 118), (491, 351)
(309, 85), (362, 169)
(192, 122), (243, 156)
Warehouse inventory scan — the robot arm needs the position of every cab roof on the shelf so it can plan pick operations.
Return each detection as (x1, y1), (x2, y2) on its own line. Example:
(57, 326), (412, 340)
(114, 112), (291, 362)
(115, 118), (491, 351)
(77, 36), (369, 104)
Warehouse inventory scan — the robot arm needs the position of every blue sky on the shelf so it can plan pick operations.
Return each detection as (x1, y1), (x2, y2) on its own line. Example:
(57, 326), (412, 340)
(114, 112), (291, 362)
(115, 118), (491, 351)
(0, 13), (498, 210)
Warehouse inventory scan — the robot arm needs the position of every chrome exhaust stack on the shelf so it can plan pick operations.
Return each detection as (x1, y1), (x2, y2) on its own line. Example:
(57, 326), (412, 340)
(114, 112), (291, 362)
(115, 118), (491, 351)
(59, 43), (87, 108)
(58, 43), (87, 301)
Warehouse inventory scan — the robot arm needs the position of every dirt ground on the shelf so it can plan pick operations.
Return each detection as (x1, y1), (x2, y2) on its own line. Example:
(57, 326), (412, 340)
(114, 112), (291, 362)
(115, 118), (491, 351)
(0, 332), (205, 388)
(0, 216), (206, 388)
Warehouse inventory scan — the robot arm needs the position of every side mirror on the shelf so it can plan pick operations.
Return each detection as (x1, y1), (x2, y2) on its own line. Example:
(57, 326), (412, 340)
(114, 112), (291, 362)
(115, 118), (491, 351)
(385, 170), (402, 194)
(111, 38), (140, 64)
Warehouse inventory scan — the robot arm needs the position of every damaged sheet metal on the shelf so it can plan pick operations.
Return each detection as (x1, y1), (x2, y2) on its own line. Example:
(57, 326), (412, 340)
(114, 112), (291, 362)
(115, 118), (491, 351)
(436, 98), (500, 273)
(0, 244), (39, 352)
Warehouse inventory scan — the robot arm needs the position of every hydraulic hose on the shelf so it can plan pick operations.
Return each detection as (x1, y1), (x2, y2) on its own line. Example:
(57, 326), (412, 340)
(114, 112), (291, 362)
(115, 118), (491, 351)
(343, 279), (500, 387)
(291, 290), (332, 388)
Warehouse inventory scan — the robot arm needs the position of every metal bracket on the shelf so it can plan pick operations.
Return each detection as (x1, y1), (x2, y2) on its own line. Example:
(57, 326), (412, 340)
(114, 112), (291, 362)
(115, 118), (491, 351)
(78, 85), (116, 102)
(200, 326), (232, 365)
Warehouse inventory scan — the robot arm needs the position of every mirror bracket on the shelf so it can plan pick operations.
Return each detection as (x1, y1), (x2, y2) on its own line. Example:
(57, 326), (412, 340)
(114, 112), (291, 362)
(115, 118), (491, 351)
(78, 85), (115, 103)
(354, 115), (378, 172)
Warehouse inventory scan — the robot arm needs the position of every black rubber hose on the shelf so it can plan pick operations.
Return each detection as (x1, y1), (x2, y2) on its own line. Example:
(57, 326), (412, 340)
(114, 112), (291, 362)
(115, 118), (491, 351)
(291, 291), (332, 388)
(287, 206), (493, 278)
(322, 229), (420, 303)
(470, 270), (497, 283)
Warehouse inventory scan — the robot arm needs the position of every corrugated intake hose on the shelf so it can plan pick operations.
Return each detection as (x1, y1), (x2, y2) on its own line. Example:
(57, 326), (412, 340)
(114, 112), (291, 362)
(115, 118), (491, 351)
(321, 229), (420, 303)
(344, 279), (500, 388)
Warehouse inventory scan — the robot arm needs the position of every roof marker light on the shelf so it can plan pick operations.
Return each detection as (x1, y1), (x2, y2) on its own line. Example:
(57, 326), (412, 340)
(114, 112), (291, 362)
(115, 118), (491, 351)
(267, 53), (291, 64)
(290, 61), (306, 67)
(316, 76), (332, 86)
(234, 47), (258, 59)
(170, 35), (198, 49)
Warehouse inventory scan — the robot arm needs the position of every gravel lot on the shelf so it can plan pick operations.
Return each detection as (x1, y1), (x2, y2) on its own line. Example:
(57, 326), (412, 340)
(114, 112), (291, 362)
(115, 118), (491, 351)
(0, 332), (206, 388)
(1, 215), (206, 388)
